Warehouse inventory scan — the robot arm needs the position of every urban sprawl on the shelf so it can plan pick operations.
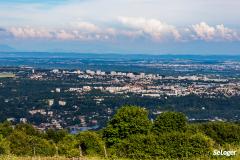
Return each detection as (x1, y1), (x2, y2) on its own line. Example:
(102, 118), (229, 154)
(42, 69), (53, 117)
(0, 66), (240, 133)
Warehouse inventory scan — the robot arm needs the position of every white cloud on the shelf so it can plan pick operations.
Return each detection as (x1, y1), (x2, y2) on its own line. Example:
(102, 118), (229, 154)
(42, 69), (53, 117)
(4, 20), (240, 42)
(71, 21), (100, 32)
(8, 27), (53, 39)
(55, 30), (76, 40)
(215, 24), (239, 41)
(191, 22), (215, 41)
(7, 22), (116, 41)
(118, 17), (181, 41)
(191, 22), (239, 41)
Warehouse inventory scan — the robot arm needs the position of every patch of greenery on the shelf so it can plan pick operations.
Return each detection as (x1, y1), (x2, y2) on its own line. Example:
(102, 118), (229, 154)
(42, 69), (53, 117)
(0, 105), (240, 159)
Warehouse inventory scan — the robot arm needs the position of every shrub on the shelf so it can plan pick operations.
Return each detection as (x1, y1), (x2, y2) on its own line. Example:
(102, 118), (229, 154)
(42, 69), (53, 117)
(28, 136), (56, 156)
(198, 122), (240, 145)
(45, 129), (68, 143)
(0, 134), (10, 155)
(159, 132), (213, 159)
(8, 131), (32, 155)
(114, 134), (164, 159)
(77, 131), (105, 156)
(8, 130), (56, 156)
(0, 121), (13, 138)
(115, 132), (213, 159)
(58, 134), (79, 158)
(153, 112), (187, 134)
(15, 123), (40, 137)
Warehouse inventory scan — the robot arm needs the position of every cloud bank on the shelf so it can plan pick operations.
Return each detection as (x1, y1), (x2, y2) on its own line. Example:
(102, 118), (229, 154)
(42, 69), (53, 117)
(191, 22), (239, 41)
(2, 18), (240, 42)
(118, 17), (181, 41)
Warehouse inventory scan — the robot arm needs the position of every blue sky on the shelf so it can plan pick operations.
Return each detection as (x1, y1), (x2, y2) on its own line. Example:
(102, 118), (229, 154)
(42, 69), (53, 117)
(0, 0), (240, 54)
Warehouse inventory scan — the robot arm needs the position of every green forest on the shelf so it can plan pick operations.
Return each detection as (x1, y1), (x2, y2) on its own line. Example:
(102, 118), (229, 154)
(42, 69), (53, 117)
(0, 105), (240, 160)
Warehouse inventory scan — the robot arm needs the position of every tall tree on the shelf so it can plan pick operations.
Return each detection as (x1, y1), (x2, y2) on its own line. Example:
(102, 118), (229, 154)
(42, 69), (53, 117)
(103, 105), (151, 146)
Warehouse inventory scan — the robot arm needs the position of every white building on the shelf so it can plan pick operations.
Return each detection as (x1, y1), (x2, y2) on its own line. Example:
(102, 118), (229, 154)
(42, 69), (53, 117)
(20, 118), (27, 123)
(86, 70), (95, 75)
(110, 71), (117, 76)
(52, 69), (59, 74)
(127, 73), (135, 78)
(83, 86), (91, 91)
(48, 99), (54, 106)
(56, 88), (61, 93)
(7, 118), (16, 122)
(139, 73), (145, 78)
(59, 100), (66, 106)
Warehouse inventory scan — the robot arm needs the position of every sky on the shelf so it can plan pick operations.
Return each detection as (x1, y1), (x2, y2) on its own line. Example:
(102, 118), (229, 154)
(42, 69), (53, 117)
(0, 0), (240, 54)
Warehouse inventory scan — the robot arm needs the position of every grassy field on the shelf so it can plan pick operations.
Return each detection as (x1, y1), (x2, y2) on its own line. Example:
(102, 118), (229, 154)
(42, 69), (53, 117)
(1, 156), (240, 160)
(0, 156), (132, 160)
(0, 156), (117, 160)
(0, 156), (82, 160)
(1, 148), (240, 160)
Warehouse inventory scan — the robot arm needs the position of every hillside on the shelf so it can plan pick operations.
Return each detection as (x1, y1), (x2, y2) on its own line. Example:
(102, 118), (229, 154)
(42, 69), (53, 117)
(0, 105), (240, 159)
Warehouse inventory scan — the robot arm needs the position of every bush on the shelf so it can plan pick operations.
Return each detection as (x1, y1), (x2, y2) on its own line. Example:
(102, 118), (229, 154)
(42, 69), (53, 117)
(8, 131), (32, 155)
(28, 136), (56, 156)
(15, 123), (40, 137)
(114, 134), (163, 159)
(115, 132), (213, 159)
(45, 129), (67, 143)
(77, 131), (105, 156)
(160, 132), (213, 159)
(198, 122), (240, 145)
(0, 121), (13, 138)
(8, 130), (56, 156)
(188, 133), (214, 156)
(58, 134), (79, 157)
(153, 112), (187, 134)
(0, 134), (10, 155)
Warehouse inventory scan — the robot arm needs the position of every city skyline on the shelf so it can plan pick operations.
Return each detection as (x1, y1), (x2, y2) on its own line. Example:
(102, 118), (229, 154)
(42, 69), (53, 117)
(0, 0), (240, 54)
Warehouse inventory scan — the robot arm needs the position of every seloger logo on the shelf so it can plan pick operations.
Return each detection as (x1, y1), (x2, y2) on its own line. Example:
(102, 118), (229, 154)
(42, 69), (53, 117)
(213, 150), (236, 157)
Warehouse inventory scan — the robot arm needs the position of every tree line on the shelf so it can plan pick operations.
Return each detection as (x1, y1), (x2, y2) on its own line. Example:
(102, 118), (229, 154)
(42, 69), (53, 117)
(0, 105), (240, 159)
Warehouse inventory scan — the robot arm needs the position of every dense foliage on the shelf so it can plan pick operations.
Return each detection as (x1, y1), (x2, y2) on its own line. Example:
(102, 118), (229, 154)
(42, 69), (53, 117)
(0, 105), (239, 159)
(103, 106), (151, 146)
(153, 111), (187, 133)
